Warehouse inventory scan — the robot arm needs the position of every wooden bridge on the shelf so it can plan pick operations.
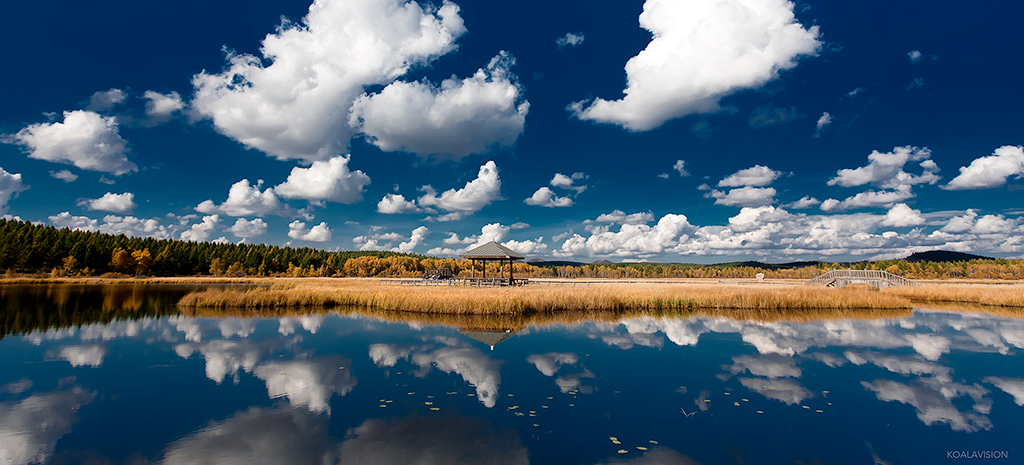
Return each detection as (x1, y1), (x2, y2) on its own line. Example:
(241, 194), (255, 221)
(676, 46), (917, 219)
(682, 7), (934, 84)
(805, 269), (919, 289)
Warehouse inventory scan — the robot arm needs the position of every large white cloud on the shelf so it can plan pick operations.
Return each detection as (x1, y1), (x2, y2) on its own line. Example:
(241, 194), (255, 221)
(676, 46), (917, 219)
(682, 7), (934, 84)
(191, 0), (466, 161)
(820, 185), (914, 212)
(0, 167), (29, 214)
(274, 155), (371, 203)
(881, 203), (925, 227)
(828, 146), (939, 189)
(79, 192), (136, 214)
(197, 179), (295, 217)
(524, 187), (572, 207)
(943, 145), (1024, 190)
(226, 218), (268, 238)
(718, 165), (782, 187)
(556, 214), (692, 258)
(350, 52), (528, 158)
(3, 110), (136, 175)
(181, 215), (221, 242)
(417, 160), (501, 220)
(377, 194), (421, 214)
(288, 220), (333, 242)
(706, 186), (777, 207)
(570, 0), (820, 131)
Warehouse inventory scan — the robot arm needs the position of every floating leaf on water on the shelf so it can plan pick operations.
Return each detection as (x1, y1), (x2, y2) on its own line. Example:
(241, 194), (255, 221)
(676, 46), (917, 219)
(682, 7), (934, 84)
(756, 410), (764, 414)
(515, 412), (525, 416)
(742, 399), (749, 402)
(508, 406), (519, 410)
(827, 402), (832, 406)
(424, 402), (433, 405)
(379, 405), (386, 408)
(734, 402), (740, 407)
(427, 395), (434, 399)
(637, 447), (648, 451)
(542, 406), (549, 409)
(704, 399), (711, 403)
(339, 367), (346, 369)
(379, 399), (386, 402)
(430, 407), (440, 411)
(609, 437), (618, 442)
(547, 396), (554, 400)
(533, 424), (539, 427)
(649, 440), (658, 444)
(802, 406), (810, 409)
(529, 411), (536, 414)
(408, 392), (415, 395)
(724, 392), (730, 395)
(468, 394), (476, 397)
(386, 400), (393, 403)
(816, 410), (823, 413)
(617, 450), (627, 454)
(568, 404), (575, 407)
(529, 414), (536, 417)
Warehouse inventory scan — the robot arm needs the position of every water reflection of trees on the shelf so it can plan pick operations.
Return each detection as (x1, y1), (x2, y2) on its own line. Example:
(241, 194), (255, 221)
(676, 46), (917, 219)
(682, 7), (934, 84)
(0, 284), (193, 339)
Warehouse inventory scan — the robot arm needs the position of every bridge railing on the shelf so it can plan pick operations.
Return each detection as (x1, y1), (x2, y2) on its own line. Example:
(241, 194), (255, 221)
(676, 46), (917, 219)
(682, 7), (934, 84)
(805, 269), (920, 288)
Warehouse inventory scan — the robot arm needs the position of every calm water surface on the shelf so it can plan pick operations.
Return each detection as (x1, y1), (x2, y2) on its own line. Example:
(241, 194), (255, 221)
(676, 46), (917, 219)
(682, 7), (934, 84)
(1, 284), (1023, 464)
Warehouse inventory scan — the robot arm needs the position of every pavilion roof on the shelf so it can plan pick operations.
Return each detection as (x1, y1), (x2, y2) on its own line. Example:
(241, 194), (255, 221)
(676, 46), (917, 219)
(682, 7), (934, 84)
(459, 329), (517, 348)
(459, 241), (525, 260)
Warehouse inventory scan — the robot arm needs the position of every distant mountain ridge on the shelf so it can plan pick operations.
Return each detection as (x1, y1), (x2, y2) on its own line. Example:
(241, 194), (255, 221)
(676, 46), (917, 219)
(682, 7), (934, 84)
(904, 250), (994, 262)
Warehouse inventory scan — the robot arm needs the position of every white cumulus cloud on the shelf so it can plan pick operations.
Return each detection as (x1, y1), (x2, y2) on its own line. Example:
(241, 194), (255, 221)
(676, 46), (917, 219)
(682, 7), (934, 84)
(226, 218), (268, 238)
(191, 0), (466, 162)
(3, 110), (136, 175)
(274, 155), (371, 203)
(719, 165), (783, 187)
(350, 52), (528, 158)
(197, 179), (294, 217)
(417, 160), (501, 220)
(943, 145), (1024, 190)
(707, 187), (777, 207)
(377, 193), (421, 214)
(142, 90), (185, 126)
(881, 203), (925, 227)
(828, 146), (939, 189)
(0, 167), (29, 214)
(570, 0), (820, 131)
(85, 88), (127, 112)
(524, 187), (572, 207)
(288, 220), (333, 242)
(49, 170), (77, 182)
(79, 192), (136, 214)
(181, 215), (221, 242)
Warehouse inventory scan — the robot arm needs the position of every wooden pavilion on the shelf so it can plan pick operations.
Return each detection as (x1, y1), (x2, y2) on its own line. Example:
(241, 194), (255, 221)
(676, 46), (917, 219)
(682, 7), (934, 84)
(459, 241), (526, 286)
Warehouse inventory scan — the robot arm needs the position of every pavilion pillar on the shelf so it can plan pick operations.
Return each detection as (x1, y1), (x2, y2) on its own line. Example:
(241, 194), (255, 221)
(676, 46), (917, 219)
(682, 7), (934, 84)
(471, 260), (475, 278)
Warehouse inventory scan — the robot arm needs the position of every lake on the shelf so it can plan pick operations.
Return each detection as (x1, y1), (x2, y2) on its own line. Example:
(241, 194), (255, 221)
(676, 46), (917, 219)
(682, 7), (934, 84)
(1, 284), (1022, 464)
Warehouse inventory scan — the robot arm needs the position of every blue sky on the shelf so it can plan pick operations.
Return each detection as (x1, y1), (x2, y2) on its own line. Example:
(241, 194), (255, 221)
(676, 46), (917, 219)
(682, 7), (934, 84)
(1, 0), (1022, 263)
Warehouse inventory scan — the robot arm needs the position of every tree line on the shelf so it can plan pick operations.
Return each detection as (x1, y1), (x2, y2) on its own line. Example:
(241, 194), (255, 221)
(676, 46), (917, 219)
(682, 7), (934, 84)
(2, 219), (1022, 280)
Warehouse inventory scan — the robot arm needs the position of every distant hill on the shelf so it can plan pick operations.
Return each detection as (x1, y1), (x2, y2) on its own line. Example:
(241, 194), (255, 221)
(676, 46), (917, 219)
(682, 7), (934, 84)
(904, 250), (993, 263)
(592, 259), (613, 265)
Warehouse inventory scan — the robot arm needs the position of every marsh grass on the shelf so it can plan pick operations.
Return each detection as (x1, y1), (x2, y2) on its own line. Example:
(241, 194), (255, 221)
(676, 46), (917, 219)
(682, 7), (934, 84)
(885, 284), (1024, 307)
(176, 280), (913, 314)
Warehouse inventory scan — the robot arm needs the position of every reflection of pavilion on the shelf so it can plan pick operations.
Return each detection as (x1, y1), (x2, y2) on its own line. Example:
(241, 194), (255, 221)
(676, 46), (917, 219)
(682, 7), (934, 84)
(458, 327), (519, 350)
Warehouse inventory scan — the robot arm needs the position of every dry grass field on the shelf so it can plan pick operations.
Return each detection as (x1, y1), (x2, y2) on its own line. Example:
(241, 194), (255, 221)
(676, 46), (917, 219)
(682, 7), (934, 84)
(176, 279), (923, 314)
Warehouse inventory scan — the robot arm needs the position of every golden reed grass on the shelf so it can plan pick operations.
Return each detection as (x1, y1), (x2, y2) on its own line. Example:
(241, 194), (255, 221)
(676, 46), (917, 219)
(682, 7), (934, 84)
(179, 305), (915, 326)
(176, 280), (914, 314)
(884, 283), (1024, 307)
